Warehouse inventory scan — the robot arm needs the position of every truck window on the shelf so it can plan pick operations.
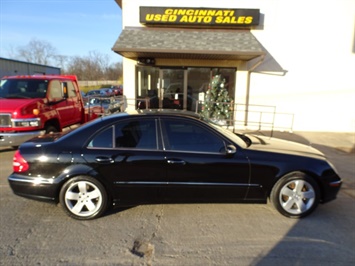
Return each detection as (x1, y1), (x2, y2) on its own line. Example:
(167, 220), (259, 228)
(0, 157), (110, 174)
(48, 80), (63, 101)
(67, 82), (76, 98)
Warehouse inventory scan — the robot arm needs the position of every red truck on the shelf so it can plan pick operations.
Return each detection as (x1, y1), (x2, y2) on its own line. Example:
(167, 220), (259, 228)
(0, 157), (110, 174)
(0, 75), (103, 148)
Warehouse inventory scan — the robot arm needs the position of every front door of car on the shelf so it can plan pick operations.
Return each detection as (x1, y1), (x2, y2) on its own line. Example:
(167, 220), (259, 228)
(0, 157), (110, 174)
(64, 81), (82, 125)
(81, 117), (166, 204)
(47, 80), (74, 127)
(160, 117), (250, 202)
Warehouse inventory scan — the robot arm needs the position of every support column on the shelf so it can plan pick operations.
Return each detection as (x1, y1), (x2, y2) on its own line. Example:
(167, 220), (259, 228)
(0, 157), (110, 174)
(123, 57), (136, 111)
(235, 63), (250, 127)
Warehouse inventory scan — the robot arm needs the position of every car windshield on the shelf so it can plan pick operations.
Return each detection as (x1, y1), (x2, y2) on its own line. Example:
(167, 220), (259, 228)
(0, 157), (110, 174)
(0, 79), (48, 99)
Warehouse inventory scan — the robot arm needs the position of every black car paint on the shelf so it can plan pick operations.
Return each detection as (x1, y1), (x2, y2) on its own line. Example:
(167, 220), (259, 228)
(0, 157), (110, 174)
(8, 112), (341, 210)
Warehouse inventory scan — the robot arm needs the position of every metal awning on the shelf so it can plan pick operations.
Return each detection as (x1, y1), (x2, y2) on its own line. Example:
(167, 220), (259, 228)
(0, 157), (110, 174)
(112, 27), (265, 61)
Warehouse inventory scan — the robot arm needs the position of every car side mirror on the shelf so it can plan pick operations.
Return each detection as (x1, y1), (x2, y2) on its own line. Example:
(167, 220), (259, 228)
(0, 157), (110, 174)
(225, 144), (236, 157)
(61, 82), (68, 99)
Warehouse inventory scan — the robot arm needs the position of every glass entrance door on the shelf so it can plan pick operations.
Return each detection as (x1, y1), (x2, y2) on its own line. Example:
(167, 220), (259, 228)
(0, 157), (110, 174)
(160, 68), (186, 109)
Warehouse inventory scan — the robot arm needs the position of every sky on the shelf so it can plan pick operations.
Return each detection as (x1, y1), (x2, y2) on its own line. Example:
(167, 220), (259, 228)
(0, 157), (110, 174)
(0, 0), (122, 64)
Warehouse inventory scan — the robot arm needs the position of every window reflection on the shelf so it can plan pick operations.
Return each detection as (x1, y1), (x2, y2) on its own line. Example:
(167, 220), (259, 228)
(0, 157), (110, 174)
(162, 119), (225, 153)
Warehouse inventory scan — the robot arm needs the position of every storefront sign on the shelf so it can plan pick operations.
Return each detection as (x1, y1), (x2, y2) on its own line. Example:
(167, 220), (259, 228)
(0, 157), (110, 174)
(140, 7), (260, 27)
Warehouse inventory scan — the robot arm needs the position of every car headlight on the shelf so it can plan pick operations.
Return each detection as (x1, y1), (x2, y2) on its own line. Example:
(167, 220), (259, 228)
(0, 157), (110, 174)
(13, 118), (41, 128)
(327, 160), (339, 176)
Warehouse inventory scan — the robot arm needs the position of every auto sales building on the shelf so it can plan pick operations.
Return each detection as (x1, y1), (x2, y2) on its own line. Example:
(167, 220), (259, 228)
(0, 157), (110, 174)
(112, 0), (355, 132)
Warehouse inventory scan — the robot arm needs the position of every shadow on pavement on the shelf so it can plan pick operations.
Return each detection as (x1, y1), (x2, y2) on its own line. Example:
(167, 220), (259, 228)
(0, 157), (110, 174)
(0, 147), (16, 153)
(243, 130), (355, 154)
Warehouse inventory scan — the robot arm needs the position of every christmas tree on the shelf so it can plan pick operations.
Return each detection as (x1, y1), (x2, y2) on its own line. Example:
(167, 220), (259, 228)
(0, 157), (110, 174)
(200, 74), (232, 125)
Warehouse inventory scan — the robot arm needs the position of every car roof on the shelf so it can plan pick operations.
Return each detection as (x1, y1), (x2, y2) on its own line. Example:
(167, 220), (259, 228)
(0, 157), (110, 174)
(2, 74), (77, 81)
(95, 109), (202, 124)
(86, 89), (101, 94)
(133, 109), (202, 118)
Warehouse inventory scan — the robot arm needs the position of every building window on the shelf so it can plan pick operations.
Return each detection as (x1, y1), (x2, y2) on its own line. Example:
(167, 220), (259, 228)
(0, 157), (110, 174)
(135, 66), (235, 112)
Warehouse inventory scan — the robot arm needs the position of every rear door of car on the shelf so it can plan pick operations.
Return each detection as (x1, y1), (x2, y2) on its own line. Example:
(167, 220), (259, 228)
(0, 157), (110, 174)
(160, 117), (250, 202)
(81, 117), (166, 204)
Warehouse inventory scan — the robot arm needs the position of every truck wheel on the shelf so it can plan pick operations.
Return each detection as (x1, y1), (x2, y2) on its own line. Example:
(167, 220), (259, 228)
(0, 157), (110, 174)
(270, 172), (320, 218)
(59, 176), (108, 220)
(45, 125), (58, 134)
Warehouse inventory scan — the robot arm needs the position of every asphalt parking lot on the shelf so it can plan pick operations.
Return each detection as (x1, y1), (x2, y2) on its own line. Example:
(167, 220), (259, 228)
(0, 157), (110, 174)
(0, 131), (354, 266)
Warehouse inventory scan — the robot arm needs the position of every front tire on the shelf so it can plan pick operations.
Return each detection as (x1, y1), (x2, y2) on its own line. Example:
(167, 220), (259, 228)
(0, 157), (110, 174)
(59, 176), (108, 220)
(271, 172), (320, 218)
(45, 125), (58, 134)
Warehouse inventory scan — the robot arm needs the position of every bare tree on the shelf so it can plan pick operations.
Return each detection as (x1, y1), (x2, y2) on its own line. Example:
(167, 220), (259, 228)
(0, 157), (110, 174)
(106, 62), (123, 80)
(7, 38), (122, 80)
(17, 38), (58, 65)
(65, 50), (121, 81)
(65, 55), (101, 80)
(54, 54), (69, 71)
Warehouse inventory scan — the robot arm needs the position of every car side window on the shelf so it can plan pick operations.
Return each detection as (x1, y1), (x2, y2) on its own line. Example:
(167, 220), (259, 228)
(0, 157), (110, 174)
(115, 119), (157, 149)
(88, 126), (114, 148)
(67, 81), (76, 97)
(48, 80), (62, 101)
(162, 119), (225, 153)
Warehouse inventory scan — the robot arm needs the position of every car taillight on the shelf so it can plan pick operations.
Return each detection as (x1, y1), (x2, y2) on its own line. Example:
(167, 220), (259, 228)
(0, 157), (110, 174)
(13, 150), (29, 173)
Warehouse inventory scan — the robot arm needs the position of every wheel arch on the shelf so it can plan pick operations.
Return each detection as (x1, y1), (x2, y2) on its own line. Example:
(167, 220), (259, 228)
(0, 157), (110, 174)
(270, 170), (321, 218)
(58, 174), (109, 220)
(52, 164), (113, 204)
(268, 170), (324, 201)
(44, 118), (61, 132)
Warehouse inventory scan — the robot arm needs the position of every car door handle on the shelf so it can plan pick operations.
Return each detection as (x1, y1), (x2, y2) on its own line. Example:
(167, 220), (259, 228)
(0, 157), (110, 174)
(167, 159), (186, 165)
(95, 156), (114, 164)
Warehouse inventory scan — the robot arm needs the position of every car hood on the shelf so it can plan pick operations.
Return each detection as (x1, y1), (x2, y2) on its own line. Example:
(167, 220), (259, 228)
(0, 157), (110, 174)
(246, 134), (325, 158)
(0, 98), (41, 113)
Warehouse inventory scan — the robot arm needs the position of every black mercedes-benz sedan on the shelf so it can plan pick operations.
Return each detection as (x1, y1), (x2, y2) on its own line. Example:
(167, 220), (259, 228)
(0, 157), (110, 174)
(8, 110), (342, 220)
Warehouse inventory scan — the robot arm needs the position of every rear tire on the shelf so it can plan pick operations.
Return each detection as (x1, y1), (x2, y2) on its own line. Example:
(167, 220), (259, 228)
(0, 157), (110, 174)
(59, 176), (108, 220)
(270, 172), (320, 218)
